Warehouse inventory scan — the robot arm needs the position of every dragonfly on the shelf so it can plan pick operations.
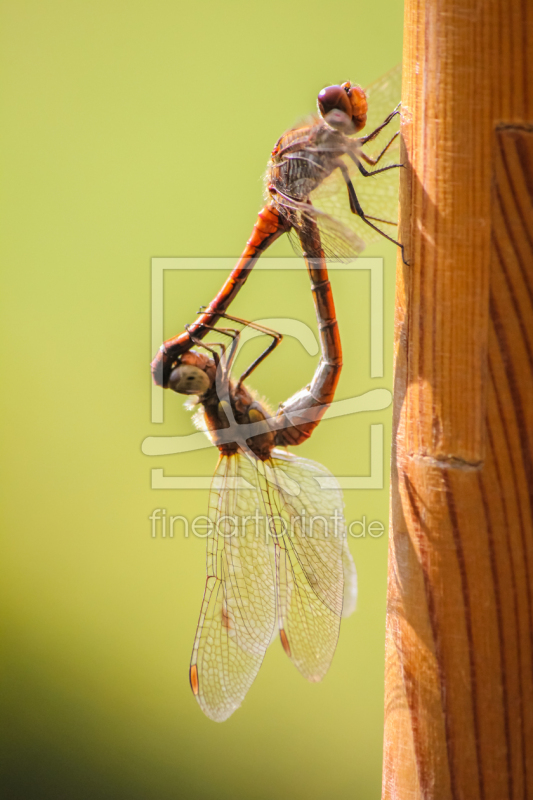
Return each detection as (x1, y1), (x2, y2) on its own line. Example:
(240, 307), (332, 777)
(169, 241), (356, 721)
(154, 68), (402, 720)
(151, 67), (402, 388)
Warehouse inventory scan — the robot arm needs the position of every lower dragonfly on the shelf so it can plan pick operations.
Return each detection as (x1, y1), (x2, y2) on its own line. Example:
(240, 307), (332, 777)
(169, 223), (356, 722)
(152, 67), (403, 388)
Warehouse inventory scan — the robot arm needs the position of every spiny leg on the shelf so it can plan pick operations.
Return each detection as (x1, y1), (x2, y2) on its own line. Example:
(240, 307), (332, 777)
(198, 308), (283, 388)
(359, 130), (399, 166)
(348, 150), (403, 178)
(188, 322), (240, 340)
(184, 324), (237, 366)
(198, 308), (283, 339)
(364, 215), (398, 226)
(237, 335), (282, 388)
(335, 160), (407, 263)
(357, 104), (400, 145)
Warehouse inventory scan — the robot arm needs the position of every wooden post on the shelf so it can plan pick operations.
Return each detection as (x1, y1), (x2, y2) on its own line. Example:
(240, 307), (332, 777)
(383, 1), (533, 798)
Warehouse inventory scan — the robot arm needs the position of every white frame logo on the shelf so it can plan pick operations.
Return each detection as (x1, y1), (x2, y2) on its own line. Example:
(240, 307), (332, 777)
(142, 257), (391, 490)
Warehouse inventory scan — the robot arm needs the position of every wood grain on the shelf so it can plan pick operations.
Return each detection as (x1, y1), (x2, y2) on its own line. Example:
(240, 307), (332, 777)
(383, 0), (533, 797)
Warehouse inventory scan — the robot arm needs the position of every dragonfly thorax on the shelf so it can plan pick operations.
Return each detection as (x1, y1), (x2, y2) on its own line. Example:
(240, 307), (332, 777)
(267, 122), (350, 204)
(202, 386), (276, 460)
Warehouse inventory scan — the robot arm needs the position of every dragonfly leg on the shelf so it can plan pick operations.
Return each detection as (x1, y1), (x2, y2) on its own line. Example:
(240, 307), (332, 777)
(236, 334), (282, 388)
(348, 150), (403, 178)
(183, 324), (236, 366)
(231, 319), (282, 388)
(198, 307), (281, 338)
(196, 309), (284, 387)
(188, 322), (240, 340)
(359, 130), (400, 166)
(335, 161), (407, 263)
(357, 104), (400, 145)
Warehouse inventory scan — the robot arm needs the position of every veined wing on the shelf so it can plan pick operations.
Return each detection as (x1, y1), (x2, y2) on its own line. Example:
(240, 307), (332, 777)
(190, 453), (276, 723)
(190, 449), (357, 720)
(309, 163), (400, 250)
(279, 196), (366, 262)
(363, 64), (402, 158)
(342, 538), (358, 618)
(310, 65), (402, 250)
(272, 67), (402, 260)
(279, 65), (401, 162)
(253, 449), (357, 682)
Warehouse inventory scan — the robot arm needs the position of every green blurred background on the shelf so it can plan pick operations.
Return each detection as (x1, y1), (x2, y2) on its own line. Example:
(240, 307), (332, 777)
(0, 1), (403, 797)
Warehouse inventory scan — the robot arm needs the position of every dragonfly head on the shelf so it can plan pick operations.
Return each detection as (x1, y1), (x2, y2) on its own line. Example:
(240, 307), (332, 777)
(168, 363), (211, 396)
(167, 351), (214, 397)
(317, 81), (368, 134)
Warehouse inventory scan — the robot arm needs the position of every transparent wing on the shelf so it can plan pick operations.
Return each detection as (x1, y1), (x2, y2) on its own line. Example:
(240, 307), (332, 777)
(281, 67), (401, 158)
(310, 65), (402, 249)
(190, 449), (357, 720)
(279, 196), (366, 262)
(342, 539), (358, 617)
(364, 64), (402, 156)
(190, 453), (276, 723)
(255, 449), (357, 681)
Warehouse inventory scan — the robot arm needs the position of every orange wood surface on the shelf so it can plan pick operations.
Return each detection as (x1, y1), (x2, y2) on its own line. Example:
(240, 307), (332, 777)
(383, 1), (533, 797)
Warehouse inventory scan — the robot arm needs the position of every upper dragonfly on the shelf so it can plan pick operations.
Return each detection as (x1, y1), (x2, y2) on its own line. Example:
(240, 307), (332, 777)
(152, 67), (402, 388)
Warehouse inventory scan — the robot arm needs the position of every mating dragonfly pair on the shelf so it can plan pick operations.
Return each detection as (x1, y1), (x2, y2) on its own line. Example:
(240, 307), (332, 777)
(151, 67), (403, 722)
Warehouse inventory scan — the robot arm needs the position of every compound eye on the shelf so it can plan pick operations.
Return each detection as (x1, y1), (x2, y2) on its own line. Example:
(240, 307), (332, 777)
(318, 82), (368, 133)
(345, 84), (368, 132)
(168, 365), (211, 395)
(317, 85), (352, 119)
